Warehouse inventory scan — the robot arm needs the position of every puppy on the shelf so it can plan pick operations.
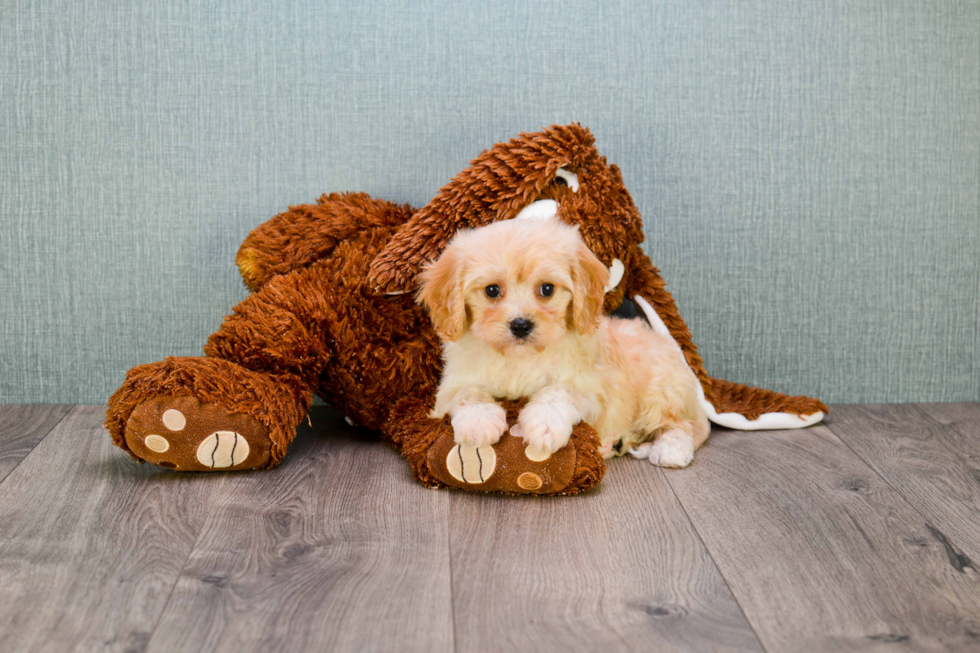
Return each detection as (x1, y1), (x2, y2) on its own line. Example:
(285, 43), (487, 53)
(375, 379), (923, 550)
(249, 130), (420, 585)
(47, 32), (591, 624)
(417, 218), (710, 468)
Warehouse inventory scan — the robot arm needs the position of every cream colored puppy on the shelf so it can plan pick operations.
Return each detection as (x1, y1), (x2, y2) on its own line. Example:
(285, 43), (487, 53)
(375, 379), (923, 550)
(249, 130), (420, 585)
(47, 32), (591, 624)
(417, 219), (709, 468)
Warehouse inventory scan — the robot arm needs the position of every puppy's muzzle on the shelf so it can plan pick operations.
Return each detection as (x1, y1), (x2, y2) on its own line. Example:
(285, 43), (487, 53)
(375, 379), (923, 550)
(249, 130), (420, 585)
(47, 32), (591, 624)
(509, 318), (534, 339)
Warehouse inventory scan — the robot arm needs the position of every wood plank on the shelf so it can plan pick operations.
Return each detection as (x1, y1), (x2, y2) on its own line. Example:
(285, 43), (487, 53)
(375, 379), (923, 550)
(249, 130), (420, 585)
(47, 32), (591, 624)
(448, 457), (765, 653)
(665, 423), (980, 652)
(145, 408), (454, 653)
(916, 403), (980, 424)
(826, 404), (980, 563)
(0, 404), (72, 483)
(916, 402), (980, 451)
(0, 405), (225, 653)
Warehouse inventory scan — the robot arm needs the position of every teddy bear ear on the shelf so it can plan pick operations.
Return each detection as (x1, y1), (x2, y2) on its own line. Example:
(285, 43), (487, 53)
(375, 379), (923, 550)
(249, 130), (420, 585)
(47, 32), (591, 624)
(367, 123), (598, 295)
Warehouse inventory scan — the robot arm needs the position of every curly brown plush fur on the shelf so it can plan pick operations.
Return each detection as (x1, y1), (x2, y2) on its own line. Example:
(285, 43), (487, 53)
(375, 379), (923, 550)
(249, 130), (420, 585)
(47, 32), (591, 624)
(105, 123), (825, 494)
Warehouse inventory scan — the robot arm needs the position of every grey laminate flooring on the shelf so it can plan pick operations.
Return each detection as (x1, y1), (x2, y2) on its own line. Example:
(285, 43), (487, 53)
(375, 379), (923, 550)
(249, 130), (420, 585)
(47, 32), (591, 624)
(1, 403), (978, 652)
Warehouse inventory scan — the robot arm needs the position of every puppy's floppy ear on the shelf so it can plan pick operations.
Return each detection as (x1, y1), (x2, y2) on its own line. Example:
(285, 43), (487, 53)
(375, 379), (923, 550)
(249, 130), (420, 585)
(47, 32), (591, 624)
(368, 124), (598, 294)
(417, 246), (467, 341)
(570, 240), (609, 334)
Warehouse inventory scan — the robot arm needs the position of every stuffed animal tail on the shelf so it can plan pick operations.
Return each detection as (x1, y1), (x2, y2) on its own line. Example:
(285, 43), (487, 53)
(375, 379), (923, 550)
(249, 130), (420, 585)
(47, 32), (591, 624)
(632, 296), (826, 430)
(697, 377), (826, 430)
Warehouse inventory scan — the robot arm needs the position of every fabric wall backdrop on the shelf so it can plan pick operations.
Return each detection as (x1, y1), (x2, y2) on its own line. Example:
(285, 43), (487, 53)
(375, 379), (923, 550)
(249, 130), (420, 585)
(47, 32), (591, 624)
(1, 0), (977, 405)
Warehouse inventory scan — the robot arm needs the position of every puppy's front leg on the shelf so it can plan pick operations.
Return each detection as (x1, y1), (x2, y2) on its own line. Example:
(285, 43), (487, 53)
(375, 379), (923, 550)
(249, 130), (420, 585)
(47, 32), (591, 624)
(517, 385), (593, 459)
(436, 388), (508, 448)
(631, 429), (696, 468)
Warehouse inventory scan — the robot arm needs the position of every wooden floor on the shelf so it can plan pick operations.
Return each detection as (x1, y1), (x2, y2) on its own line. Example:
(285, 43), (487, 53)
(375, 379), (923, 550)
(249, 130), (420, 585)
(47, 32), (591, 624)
(1, 404), (979, 652)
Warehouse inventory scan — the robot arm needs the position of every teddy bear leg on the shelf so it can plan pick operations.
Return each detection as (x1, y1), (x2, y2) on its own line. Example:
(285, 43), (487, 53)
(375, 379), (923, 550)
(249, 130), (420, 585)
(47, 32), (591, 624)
(386, 396), (605, 495)
(107, 263), (343, 470)
(106, 357), (311, 470)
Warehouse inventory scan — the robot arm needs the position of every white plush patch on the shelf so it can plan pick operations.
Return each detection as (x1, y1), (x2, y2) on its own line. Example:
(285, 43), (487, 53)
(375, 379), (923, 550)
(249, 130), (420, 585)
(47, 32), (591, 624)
(632, 295), (672, 337)
(631, 431), (694, 468)
(162, 409), (186, 431)
(631, 295), (825, 431)
(344, 416), (355, 426)
(514, 199), (558, 221)
(144, 434), (170, 453)
(451, 403), (508, 447)
(700, 397), (826, 430)
(555, 167), (579, 192)
(510, 424), (553, 461)
(524, 446), (552, 462)
(196, 431), (250, 468)
(605, 258), (624, 292)
(446, 443), (496, 484)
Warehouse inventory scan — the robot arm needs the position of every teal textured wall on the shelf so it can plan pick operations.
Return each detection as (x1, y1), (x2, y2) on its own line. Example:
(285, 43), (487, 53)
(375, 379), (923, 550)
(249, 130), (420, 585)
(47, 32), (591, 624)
(1, 0), (978, 405)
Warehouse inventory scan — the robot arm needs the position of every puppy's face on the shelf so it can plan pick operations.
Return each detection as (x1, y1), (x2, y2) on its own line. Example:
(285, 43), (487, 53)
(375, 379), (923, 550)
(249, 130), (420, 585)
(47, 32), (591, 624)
(418, 220), (609, 354)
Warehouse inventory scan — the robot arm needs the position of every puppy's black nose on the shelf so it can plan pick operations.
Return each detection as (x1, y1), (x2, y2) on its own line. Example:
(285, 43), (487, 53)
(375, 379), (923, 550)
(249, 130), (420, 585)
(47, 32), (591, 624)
(509, 318), (534, 339)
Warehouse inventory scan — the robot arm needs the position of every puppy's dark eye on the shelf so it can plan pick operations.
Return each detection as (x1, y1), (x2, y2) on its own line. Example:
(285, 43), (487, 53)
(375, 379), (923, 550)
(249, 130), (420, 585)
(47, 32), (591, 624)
(553, 176), (568, 187)
(539, 283), (555, 297)
(485, 284), (501, 298)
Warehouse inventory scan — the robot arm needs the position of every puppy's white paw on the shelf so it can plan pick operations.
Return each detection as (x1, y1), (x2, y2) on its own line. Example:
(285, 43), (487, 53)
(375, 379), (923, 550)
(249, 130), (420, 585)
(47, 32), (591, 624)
(451, 403), (508, 447)
(517, 402), (575, 458)
(631, 430), (695, 468)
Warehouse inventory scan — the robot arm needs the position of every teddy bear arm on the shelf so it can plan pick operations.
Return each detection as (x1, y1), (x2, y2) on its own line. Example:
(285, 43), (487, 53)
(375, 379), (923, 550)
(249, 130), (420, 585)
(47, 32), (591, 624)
(237, 192), (416, 292)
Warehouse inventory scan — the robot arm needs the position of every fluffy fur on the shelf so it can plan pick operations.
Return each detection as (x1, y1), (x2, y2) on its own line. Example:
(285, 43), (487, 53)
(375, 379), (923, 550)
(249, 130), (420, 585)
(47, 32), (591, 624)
(106, 124), (823, 494)
(419, 219), (710, 468)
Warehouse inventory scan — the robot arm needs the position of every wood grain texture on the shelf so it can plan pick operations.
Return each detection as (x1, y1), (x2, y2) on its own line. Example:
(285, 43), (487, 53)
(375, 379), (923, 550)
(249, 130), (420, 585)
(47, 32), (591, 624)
(0, 405), (224, 653)
(447, 457), (764, 653)
(0, 404), (71, 483)
(916, 403), (980, 453)
(665, 424), (980, 652)
(145, 407), (454, 653)
(5, 403), (980, 651)
(827, 404), (980, 564)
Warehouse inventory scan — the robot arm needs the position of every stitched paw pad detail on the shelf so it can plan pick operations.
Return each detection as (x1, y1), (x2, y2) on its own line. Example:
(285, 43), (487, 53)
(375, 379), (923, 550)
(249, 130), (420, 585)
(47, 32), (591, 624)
(446, 443), (497, 484)
(125, 396), (271, 471)
(196, 431), (251, 468)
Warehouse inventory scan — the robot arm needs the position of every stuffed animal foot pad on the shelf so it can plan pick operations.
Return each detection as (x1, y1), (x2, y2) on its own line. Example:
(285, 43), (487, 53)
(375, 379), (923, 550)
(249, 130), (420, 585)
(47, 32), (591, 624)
(125, 395), (271, 471)
(427, 425), (582, 495)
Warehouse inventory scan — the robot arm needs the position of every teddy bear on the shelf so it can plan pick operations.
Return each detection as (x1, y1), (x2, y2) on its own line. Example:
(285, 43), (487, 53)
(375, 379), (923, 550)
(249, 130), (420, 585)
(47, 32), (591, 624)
(105, 124), (826, 495)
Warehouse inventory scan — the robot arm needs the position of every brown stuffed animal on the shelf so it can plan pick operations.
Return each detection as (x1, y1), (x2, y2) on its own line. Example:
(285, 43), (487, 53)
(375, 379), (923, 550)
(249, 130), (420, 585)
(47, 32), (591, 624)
(105, 124), (826, 495)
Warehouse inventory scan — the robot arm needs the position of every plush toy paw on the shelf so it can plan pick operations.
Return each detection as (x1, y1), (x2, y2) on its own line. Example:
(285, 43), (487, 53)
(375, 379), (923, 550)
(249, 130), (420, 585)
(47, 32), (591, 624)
(418, 397), (606, 495)
(630, 429), (695, 468)
(451, 402), (508, 448)
(124, 395), (272, 471)
(429, 428), (579, 494)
